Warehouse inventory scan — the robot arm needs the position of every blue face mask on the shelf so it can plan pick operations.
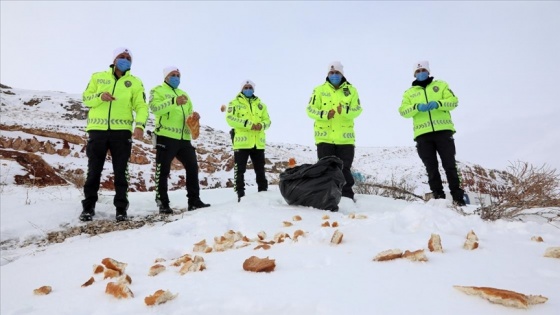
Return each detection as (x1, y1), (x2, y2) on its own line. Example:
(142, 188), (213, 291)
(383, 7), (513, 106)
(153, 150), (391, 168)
(115, 58), (131, 72)
(168, 76), (180, 89)
(328, 74), (342, 86)
(415, 71), (429, 81)
(242, 88), (254, 98)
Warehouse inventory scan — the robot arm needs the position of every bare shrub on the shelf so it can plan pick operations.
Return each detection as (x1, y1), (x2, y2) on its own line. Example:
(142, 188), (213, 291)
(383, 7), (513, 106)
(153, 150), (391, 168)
(354, 173), (422, 201)
(474, 161), (560, 221)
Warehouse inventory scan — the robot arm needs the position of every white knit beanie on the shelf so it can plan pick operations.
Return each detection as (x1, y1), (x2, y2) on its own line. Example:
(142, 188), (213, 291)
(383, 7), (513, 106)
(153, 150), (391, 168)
(327, 61), (344, 75)
(413, 60), (430, 76)
(112, 47), (133, 61)
(240, 79), (256, 91)
(163, 66), (180, 79)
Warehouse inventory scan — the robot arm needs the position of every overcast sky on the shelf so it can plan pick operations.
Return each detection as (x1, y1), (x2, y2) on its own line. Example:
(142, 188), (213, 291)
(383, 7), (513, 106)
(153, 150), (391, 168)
(1, 1), (559, 171)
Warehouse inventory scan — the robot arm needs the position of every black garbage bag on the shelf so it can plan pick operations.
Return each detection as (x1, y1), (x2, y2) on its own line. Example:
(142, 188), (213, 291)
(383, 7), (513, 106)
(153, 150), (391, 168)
(279, 156), (346, 211)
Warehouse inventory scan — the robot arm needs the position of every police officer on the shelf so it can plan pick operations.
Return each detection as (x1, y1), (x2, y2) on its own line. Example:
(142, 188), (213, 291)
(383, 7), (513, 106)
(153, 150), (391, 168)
(80, 47), (149, 222)
(149, 66), (210, 213)
(307, 61), (363, 201)
(399, 60), (465, 206)
(226, 80), (271, 202)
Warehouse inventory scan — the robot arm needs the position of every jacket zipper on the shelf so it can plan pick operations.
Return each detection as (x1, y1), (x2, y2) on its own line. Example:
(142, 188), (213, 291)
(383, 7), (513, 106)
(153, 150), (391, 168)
(108, 77), (119, 130)
(422, 88), (436, 133)
(173, 89), (186, 140)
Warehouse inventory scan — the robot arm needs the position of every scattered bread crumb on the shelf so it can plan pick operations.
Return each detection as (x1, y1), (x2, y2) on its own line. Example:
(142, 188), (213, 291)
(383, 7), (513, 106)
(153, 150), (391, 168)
(101, 258), (127, 275)
(81, 277), (94, 287)
(428, 233), (443, 253)
(243, 256), (276, 272)
(530, 236), (544, 242)
(145, 289), (178, 306)
(330, 230), (343, 245)
(544, 247), (560, 259)
(373, 249), (403, 262)
(403, 249), (428, 262)
(105, 281), (133, 299)
(453, 285), (548, 309)
(33, 286), (52, 295)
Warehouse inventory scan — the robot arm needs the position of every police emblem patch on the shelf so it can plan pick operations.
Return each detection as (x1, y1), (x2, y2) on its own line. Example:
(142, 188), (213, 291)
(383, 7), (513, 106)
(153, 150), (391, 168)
(258, 104), (263, 110)
(227, 107), (232, 113)
(433, 86), (439, 92)
(343, 89), (350, 96)
(125, 81), (132, 88)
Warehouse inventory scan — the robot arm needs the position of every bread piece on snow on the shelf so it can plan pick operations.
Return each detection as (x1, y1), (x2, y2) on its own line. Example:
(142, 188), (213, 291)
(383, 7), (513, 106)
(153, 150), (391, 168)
(403, 249), (428, 262)
(348, 213), (367, 219)
(93, 264), (105, 274)
(105, 282), (133, 299)
(322, 214), (330, 220)
(288, 157), (296, 168)
(330, 230), (343, 245)
(530, 236), (544, 242)
(257, 231), (267, 241)
(101, 258), (127, 275)
(373, 249), (403, 262)
(243, 256), (276, 273)
(179, 259), (206, 275)
(544, 247), (560, 259)
(171, 254), (192, 266)
(292, 215), (302, 221)
(283, 221), (293, 227)
(293, 229), (305, 241)
(145, 289), (178, 306)
(463, 230), (479, 250)
(322, 221), (331, 227)
(193, 239), (213, 253)
(466, 230), (479, 241)
(154, 258), (166, 263)
(119, 274), (132, 285)
(33, 286), (52, 295)
(273, 232), (290, 243)
(453, 285), (548, 309)
(149, 264), (166, 277)
(104, 268), (120, 279)
(81, 277), (95, 287)
(428, 233), (443, 253)
(254, 244), (271, 250)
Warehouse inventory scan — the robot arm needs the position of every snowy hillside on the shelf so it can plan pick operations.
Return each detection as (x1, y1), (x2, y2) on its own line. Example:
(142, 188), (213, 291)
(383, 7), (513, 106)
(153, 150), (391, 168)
(1, 84), (503, 199)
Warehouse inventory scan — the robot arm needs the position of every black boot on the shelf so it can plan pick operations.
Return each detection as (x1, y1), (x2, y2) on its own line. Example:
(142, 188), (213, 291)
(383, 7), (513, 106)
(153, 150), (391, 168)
(188, 199), (210, 211)
(432, 191), (446, 199)
(451, 190), (466, 206)
(237, 190), (245, 203)
(79, 207), (95, 222)
(159, 204), (173, 215)
(116, 208), (128, 222)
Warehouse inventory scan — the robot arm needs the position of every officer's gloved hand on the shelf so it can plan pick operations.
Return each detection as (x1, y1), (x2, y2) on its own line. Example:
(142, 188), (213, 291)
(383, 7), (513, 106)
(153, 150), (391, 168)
(427, 101), (439, 110)
(417, 103), (429, 112)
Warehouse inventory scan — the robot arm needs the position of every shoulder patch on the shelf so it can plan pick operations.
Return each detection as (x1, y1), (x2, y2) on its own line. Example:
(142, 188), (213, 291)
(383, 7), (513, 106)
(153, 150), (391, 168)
(125, 81), (132, 88)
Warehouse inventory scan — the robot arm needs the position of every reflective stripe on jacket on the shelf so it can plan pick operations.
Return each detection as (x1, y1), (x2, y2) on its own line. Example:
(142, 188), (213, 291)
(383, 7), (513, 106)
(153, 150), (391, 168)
(399, 79), (458, 139)
(306, 80), (362, 145)
(149, 83), (193, 140)
(226, 93), (271, 150)
(83, 67), (148, 132)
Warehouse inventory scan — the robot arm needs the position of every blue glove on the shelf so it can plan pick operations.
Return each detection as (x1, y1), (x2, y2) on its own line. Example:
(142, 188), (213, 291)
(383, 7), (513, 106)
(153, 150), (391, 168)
(427, 101), (439, 110)
(417, 103), (429, 112)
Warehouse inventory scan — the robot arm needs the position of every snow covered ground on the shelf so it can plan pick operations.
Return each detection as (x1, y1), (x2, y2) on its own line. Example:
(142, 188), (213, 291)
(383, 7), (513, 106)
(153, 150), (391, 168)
(1, 184), (558, 315)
